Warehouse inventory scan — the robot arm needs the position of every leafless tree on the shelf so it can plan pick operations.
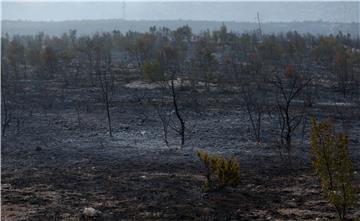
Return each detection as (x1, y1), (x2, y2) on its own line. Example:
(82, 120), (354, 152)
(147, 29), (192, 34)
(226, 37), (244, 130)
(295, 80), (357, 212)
(151, 78), (186, 148)
(151, 45), (187, 148)
(150, 83), (171, 146)
(1, 92), (12, 137)
(91, 33), (116, 137)
(96, 61), (114, 137)
(170, 78), (185, 147)
(1, 57), (12, 137)
(128, 88), (150, 124)
(273, 69), (311, 161)
(241, 85), (267, 143)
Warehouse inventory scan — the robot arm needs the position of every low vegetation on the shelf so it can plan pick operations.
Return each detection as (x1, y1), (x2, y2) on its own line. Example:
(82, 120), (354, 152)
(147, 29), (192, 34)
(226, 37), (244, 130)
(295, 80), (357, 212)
(197, 150), (240, 191)
(311, 118), (357, 220)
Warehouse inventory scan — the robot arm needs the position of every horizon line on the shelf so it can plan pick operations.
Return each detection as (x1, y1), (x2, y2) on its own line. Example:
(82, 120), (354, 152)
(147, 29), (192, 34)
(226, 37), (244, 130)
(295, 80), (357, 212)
(2, 18), (359, 24)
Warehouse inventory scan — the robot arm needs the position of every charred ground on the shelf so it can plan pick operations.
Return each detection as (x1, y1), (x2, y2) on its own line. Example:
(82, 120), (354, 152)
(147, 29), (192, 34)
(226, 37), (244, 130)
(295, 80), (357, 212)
(2, 27), (360, 220)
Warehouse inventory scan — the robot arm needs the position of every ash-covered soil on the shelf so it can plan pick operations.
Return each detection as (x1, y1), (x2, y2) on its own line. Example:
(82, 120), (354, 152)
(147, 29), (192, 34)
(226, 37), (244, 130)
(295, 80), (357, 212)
(2, 83), (360, 221)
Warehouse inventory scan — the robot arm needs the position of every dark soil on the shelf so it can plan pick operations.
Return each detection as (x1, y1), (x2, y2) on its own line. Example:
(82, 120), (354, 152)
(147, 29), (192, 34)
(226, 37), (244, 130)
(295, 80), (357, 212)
(2, 83), (360, 221)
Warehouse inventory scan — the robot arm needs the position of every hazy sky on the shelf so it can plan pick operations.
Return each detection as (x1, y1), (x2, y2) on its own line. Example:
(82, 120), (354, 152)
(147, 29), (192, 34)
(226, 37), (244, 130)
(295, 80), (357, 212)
(1, 1), (359, 23)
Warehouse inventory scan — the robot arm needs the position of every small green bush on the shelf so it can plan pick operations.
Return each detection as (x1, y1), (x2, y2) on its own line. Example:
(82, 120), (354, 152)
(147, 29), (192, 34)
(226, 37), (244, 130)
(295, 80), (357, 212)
(141, 61), (164, 82)
(311, 118), (357, 220)
(197, 150), (240, 191)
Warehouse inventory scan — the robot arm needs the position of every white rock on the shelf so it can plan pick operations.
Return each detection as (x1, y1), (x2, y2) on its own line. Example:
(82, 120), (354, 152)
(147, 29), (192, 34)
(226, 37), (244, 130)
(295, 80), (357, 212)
(83, 207), (99, 217)
(2, 183), (12, 189)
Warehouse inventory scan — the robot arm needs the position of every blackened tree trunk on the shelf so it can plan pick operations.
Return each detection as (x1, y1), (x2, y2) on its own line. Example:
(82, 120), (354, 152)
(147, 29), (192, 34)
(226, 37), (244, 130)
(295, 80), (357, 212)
(171, 79), (185, 147)
(96, 57), (113, 137)
(2, 92), (11, 137)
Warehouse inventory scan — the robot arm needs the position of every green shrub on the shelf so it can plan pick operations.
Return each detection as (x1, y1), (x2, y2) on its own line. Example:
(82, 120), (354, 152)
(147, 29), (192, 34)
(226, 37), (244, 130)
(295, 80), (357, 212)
(311, 118), (357, 220)
(141, 61), (164, 82)
(197, 150), (240, 191)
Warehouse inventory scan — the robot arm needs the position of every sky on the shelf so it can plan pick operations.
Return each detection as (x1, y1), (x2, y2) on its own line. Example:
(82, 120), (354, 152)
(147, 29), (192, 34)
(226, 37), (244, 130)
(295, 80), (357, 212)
(1, 1), (359, 23)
